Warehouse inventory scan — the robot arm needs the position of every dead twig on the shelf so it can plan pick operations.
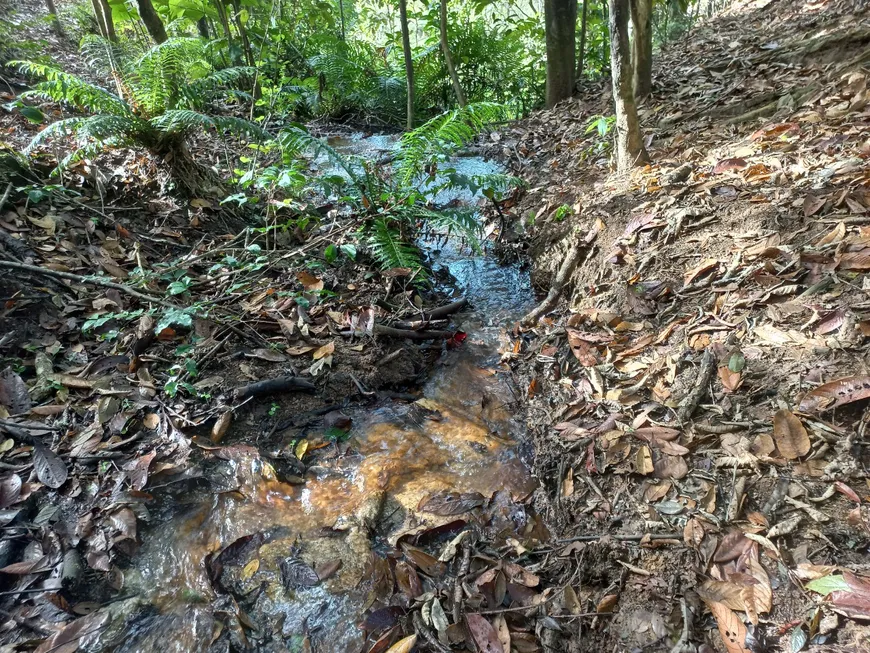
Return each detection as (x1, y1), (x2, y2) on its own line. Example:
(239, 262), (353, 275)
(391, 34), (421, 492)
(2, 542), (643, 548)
(0, 261), (177, 309)
(676, 348), (716, 424)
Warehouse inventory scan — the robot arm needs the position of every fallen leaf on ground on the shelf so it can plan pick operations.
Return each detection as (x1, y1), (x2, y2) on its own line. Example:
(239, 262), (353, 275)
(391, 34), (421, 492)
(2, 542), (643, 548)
(799, 376), (870, 412)
(772, 409), (810, 459)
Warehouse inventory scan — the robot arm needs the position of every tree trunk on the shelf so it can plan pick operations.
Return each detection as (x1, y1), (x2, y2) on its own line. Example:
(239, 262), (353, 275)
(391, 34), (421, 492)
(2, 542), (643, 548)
(98, 0), (117, 41)
(544, 0), (577, 108)
(399, 0), (415, 129)
(609, 0), (648, 171)
(630, 0), (652, 100)
(90, 0), (108, 39)
(338, 0), (346, 40)
(439, 0), (466, 107)
(44, 0), (63, 35)
(136, 0), (168, 43)
(230, 0), (255, 65)
(575, 0), (589, 85)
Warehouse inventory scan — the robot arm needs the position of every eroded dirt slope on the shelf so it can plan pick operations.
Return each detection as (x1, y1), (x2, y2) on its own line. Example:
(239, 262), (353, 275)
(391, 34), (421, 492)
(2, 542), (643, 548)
(487, 0), (870, 650)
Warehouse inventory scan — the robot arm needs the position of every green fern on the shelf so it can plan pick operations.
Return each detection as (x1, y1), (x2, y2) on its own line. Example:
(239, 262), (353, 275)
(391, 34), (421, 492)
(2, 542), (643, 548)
(366, 217), (425, 276)
(14, 40), (266, 194)
(14, 61), (133, 117)
(395, 102), (507, 188)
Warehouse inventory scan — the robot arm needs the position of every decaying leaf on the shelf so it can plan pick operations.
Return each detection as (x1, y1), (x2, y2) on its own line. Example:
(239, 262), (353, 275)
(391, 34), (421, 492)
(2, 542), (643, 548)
(0, 368), (30, 414)
(32, 444), (69, 489)
(772, 410), (810, 459)
(384, 634), (417, 653)
(706, 600), (749, 653)
(417, 490), (486, 515)
(799, 376), (870, 413)
(465, 614), (504, 653)
(212, 411), (232, 443)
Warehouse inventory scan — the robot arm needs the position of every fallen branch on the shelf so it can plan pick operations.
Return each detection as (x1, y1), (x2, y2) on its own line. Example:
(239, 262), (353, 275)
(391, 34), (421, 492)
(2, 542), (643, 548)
(393, 298), (468, 329)
(234, 375), (317, 400)
(0, 260), (177, 308)
(521, 228), (598, 327)
(341, 324), (454, 340)
(676, 348), (716, 424)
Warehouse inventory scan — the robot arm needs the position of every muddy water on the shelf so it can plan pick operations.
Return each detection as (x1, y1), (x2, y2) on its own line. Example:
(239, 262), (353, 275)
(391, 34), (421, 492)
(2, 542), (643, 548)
(111, 136), (535, 652)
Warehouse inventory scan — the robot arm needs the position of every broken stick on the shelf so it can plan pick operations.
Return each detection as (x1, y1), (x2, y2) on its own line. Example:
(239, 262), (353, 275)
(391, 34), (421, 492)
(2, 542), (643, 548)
(234, 375), (317, 400)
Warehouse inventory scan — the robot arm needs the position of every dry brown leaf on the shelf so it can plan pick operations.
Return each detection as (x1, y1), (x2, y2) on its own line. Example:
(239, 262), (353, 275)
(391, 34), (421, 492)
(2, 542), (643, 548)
(212, 411), (232, 443)
(800, 376), (870, 413)
(385, 634), (417, 653)
(803, 195), (827, 217)
(296, 271), (324, 291)
(815, 221), (846, 247)
(596, 593), (619, 613)
(718, 365), (742, 393)
(653, 454), (688, 479)
(635, 446), (654, 475)
(706, 600), (749, 653)
(465, 614), (504, 653)
(313, 342), (335, 360)
(772, 409), (810, 459)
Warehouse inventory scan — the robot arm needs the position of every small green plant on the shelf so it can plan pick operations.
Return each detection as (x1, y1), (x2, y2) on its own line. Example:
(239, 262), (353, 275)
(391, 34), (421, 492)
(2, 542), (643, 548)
(553, 204), (572, 222)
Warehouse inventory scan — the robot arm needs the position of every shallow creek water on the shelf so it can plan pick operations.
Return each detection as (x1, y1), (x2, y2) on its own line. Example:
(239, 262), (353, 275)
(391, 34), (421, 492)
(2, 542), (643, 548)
(104, 135), (536, 652)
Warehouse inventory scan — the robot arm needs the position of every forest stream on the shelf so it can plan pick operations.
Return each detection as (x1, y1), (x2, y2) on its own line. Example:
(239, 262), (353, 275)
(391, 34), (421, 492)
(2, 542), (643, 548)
(95, 139), (538, 652)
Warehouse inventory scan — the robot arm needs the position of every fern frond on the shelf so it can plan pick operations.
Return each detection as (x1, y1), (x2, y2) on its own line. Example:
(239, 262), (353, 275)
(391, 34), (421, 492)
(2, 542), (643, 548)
(24, 115), (146, 155)
(181, 66), (256, 107)
(278, 125), (364, 191)
(14, 61), (133, 117)
(426, 208), (482, 252)
(366, 218), (425, 275)
(152, 110), (270, 141)
(395, 102), (507, 189)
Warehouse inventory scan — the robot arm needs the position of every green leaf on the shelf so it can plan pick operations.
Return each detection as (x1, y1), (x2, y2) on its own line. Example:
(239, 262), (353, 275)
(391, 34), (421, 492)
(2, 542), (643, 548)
(806, 574), (850, 595)
(324, 243), (338, 264)
(728, 351), (745, 373)
(789, 626), (807, 653)
(156, 307), (195, 333)
(340, 243), (357, 260)
(19, 106), (44, 123)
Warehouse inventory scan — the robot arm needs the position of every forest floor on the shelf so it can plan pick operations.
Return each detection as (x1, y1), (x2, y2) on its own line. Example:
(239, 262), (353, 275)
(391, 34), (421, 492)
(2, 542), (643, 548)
(1, 0), (870, 651)
(484, 0), (870, 650)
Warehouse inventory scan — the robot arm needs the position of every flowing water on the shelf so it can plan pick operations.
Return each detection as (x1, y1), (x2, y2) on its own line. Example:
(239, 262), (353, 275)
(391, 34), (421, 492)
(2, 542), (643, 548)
(98, 134), (536, 652)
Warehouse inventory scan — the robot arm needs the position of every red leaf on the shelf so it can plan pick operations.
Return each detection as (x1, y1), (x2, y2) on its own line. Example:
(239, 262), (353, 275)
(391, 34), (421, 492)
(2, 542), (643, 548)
(714, 158), (748, 173)
(465, 614), (504, 653)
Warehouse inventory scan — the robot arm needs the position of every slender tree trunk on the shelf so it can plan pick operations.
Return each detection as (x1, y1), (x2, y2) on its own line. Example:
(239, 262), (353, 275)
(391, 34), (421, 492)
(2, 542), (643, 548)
(630, 0), (652, 100)
(44, 0), (63, 35)
(136, 0), (168, 43)
(439, 0), (467, 107)
(230, 0), (255, 65)
(338, 0), (345, 40)
(544, 0), (577, 108)
(575, 0), (589, 85)
(90, 0), (108, 38)
(608, 0), (648, 170)
(213, 0), (234, 49)
(398, 0), (414, 129)
(98, 0), (117, 41)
